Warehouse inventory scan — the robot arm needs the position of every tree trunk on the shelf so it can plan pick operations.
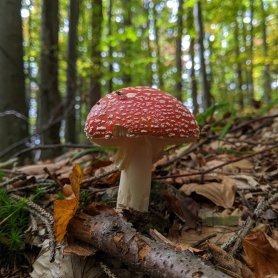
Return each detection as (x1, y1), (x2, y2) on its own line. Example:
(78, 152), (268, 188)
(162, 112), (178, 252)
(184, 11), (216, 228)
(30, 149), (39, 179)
(107, 0), (113, 93)
(176, 0), (184, 101)
(122, 0), (132, 86)
(0, 0), (29, 158)
(234, 18), (244, 109)
(194, 1), (211, 110)
(144, 0), (153, 86)
(65, 0), (80, 143)
(39, 0), (61, 152)
(190, 38), (199, 115)
(249, 0), (255, 102)
(153, 3), (164, 89)
(89, 0), (103, 107)
(260, 0), (271, 102)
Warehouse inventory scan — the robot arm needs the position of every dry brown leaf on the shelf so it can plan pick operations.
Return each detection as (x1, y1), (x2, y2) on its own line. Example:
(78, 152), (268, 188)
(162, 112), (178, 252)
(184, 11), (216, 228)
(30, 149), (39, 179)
(18, 159), (68, 176)
(54, 164), (83, 242)
(180, 175), (237, 208)
(168, 225), (237, 247)
(243, 231), (278, 278)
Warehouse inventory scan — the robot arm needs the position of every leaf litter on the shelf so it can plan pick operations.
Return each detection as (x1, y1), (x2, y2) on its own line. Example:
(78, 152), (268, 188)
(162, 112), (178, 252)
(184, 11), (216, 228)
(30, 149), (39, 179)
(1, 109), (278, 277)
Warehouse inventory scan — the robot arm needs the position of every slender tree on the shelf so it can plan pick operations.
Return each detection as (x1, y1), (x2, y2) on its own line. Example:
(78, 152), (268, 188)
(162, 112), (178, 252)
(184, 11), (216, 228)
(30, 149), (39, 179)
(190, 38), (199, 114)
(107, 0), (113, 92)
(249, 0), (255, 101)
(260, 0), (271, 102)
(194, 1), (211, 110)
(176, 0), (184, 101)
(65, 0), (80, 143)
(39, 0), (61, 150)
(0, 0), (29, 157)
(234, 17), (244, 108)
(122, 0), (132, 85)
(89, 0), (103, 107)
(153, 2), (164, 89)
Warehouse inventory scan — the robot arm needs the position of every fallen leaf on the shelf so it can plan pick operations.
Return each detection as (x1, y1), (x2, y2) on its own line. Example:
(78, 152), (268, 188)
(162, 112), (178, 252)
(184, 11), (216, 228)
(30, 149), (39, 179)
(63, 242), (96, 256)
(163, 190), (200, 229)
(243, 231), (278, 278)
(180, 175), (237, 208)
(54, 164), (83, 242)
(232, 174), (258, 189)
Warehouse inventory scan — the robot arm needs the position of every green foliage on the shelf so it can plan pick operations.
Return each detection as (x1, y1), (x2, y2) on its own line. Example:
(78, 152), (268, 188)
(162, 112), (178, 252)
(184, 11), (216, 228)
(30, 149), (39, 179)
(0, 189), (28, 251)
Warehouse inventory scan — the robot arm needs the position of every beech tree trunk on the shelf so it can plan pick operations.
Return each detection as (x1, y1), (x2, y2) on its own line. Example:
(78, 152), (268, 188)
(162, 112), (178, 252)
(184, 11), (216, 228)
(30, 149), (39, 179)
(235, 19), (244, 109)
(89, 0), (103, 107)
(107, 0), (113, 93)
(65, 0), (80, 143)
(260, 0), (271, 102)
(122, 0), (132, 86)
(194, 1), (211, 110)
(249, 0), (255, 102)
(153, 3), (164, 89)
(176, 0), (184, 101)
(69, 213), (229, 278)
(0, 0), (29, 158)
(39, 0), (61, 153)
(190, 38), (199, 115)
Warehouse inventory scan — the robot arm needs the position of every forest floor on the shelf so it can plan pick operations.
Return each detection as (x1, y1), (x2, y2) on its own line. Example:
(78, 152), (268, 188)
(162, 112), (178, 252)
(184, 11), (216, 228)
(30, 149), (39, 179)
(0, 107), (278, 278)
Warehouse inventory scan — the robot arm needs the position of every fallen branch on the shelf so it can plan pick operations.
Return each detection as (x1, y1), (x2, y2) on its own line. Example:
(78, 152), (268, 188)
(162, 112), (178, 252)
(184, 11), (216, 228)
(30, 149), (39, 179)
(69, 213), (229, 278)
(222, 191), (278, 255)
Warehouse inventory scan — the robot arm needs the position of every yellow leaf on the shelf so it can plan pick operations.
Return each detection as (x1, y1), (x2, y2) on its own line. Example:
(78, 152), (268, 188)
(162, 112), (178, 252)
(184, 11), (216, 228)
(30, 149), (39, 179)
(54, 164), (83, 242)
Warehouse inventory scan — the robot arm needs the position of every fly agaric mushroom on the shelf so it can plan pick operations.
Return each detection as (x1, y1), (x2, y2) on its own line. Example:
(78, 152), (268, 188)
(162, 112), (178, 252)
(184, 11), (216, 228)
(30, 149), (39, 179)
(85, 86), (199, 212)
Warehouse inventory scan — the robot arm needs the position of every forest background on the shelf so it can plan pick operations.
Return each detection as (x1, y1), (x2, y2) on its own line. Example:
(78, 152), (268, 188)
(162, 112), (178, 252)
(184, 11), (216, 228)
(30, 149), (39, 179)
(0, 0), (277, 160)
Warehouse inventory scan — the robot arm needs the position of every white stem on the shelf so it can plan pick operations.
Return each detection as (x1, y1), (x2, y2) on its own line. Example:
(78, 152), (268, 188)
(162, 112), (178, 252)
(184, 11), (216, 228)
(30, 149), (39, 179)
(116, 137), (153, 212)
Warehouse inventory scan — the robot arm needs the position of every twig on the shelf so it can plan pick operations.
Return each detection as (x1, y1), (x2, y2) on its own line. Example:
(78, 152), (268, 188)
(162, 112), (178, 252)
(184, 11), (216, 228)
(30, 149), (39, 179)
(192, 233), (217, 248)
(153, 144), (277, 180)
(9, 194), (56, 262)
(0, 110), (28, 121)
(7, 182), (55, 193)
(81, 169), (119, 186)
(222, 191), (278, 255)
(99, 262), (118, 278)
(0, 174), (26, 188)
(43, 167), (63, 189)
(158, 138), (209, 169)
(229, 113), (278, 133)
(13, 143), (96, 158)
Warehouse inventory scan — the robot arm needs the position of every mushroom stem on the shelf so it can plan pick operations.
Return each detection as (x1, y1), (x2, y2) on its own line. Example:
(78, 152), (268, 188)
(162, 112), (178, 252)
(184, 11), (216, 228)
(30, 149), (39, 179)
(116, 137), (154, 212)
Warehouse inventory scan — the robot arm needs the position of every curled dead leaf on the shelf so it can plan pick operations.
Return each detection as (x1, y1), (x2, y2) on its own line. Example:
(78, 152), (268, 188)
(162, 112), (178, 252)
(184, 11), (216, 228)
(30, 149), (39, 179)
(180, 175), (237, 208)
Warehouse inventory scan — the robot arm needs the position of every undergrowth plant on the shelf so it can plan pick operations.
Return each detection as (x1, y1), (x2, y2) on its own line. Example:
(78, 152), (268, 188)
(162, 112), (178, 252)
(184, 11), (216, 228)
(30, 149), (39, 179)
(0, 189), (28, 251)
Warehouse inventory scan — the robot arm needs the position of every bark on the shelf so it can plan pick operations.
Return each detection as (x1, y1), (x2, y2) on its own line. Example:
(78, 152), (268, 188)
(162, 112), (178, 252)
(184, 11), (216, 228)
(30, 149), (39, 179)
(39, 0), (61, 152)
(89, 0), (103, 107)
(144, 0), (153, 86)
(175, 0), (184, 101)
(153, 3), (164, 89)
(194, 1), (211, 110)
(249, 0), (255, 102)
(234, 19), (244, 109)
(107, 0), (113, 93)
(65, 0), (80, 143)
(260, 0), (271, 102)
(0, 0), (29, 158)
(122, 0), (132, 85)
(69, 213), (229, 278)
(190, 38), (199, 115)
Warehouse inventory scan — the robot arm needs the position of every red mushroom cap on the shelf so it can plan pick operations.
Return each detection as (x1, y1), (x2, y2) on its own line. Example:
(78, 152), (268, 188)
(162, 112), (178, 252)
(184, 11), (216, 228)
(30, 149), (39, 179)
(85, 86), (200, 143)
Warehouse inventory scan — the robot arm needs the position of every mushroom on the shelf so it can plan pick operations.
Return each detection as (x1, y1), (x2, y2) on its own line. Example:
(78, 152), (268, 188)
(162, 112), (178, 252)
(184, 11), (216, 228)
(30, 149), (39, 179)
(84, 86), (200, 212)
